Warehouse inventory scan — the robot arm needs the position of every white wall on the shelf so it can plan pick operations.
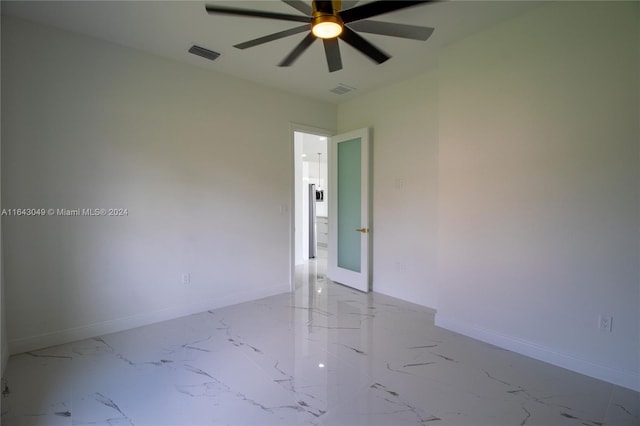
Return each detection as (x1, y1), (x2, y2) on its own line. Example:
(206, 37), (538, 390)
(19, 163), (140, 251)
(339, 1), (639, 391)
(436, 1), (639, 390)
(338, 71), (439, 308)
(1, 16), (336, 353)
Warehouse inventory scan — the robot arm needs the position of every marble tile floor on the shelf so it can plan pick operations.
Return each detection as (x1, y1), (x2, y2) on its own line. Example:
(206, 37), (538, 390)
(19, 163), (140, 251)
(2, 251), (638, 425)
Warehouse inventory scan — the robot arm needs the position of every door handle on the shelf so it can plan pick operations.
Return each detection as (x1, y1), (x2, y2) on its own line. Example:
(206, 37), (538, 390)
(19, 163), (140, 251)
(356, 228), (369, 233)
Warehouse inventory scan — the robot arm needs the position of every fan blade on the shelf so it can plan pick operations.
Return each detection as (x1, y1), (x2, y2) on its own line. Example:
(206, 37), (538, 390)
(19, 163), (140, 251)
(348, 20), (434, 40)
(323, 38), (343, 72)
(281, 0), (312, 16)
(234, 26), (310, 49)
(205, 4), (311, 23)
(339, 26), (390, 64)
(340, 0), (433, 23)
(279, 33), (317, 67)
(342, 1), (360, 10)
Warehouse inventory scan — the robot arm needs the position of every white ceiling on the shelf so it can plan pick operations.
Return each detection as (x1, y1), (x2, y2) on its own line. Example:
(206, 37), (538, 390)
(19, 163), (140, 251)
(299, 132), (328, 163)
(1, 0), (539, 103)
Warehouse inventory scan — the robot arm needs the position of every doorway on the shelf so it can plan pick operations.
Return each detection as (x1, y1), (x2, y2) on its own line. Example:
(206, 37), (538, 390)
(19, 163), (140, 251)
(292, 127), (330, 290)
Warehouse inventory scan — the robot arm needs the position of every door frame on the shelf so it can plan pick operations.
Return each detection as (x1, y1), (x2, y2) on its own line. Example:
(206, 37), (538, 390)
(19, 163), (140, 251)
(289, 123), (334, 292)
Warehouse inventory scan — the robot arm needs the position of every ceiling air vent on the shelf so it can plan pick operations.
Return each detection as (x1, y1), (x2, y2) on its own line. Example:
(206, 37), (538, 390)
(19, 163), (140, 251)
(330, 84), (355, 95)
(188, 45), (220, 61)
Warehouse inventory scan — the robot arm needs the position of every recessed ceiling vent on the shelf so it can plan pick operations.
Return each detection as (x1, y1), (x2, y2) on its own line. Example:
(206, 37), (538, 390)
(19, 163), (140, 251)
(188, 45), (220, 61)
(330, 84), (355, 95)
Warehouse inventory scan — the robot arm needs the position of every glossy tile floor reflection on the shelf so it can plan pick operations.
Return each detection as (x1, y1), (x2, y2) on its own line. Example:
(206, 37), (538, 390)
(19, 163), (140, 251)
(2, 249), (638, 425)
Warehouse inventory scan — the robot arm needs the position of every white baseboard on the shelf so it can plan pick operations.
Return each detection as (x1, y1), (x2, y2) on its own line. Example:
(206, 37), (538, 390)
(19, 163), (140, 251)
(435, 314), (640, 392)
(8, 284), (289, 355)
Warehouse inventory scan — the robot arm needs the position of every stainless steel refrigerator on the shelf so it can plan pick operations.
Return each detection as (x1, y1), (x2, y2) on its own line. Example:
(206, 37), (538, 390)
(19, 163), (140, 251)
(309, 183), (317, 259)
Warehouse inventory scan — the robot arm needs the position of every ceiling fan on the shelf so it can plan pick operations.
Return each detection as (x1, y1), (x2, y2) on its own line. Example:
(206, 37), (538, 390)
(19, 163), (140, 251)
(205, 0), (435, 72)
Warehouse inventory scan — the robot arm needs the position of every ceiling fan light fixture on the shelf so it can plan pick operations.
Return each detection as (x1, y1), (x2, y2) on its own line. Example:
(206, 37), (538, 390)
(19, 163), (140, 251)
(205, 0), (436, 71)
(312, 15), (343, 39)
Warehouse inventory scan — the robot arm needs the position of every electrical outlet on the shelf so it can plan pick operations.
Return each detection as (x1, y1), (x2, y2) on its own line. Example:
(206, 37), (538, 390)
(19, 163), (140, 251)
(598, 315), (613, 332)
(182, 273), (191, 285)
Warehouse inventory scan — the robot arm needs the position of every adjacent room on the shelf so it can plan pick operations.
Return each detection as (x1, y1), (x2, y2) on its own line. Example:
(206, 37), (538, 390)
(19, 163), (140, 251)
(0, 1), (638, 425)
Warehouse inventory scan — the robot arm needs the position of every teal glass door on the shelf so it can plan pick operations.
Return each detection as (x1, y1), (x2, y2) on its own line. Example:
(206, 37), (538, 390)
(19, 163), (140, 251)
(337, 138), (361, 272)
(328, 128), (371, 292)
